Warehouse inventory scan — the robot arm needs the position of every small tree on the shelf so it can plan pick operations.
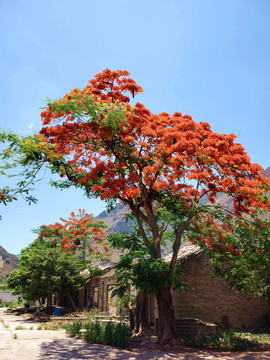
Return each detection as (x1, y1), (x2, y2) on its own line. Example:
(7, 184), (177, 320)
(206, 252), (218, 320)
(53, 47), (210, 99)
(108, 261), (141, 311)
(37, 209), (110, 260)
(7, 210), (110, 311)
(7, 238), (86, 310)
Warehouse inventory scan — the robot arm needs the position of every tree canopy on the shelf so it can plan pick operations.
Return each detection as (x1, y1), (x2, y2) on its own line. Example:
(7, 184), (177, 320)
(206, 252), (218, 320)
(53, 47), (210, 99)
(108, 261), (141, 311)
(37, 209), (110, 260)
(7, 237), (87, 308)
(0, 131), (43, 211)
(34, 68), (270, 342)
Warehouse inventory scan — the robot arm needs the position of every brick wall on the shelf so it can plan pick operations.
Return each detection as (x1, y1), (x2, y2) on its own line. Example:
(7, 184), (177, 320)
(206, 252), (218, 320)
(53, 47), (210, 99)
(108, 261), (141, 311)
(78, 267), (120, 315)
(170, 252), (270, 329)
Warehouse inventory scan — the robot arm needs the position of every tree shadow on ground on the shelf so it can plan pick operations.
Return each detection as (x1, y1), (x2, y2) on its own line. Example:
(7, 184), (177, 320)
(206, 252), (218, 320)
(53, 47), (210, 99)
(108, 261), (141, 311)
(38, 338), (270, 360)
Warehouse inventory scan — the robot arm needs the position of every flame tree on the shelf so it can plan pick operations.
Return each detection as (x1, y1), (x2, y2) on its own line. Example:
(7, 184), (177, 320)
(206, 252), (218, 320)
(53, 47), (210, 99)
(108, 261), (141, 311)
(37, 209), (110, 260)
(32, 69), (270, 343)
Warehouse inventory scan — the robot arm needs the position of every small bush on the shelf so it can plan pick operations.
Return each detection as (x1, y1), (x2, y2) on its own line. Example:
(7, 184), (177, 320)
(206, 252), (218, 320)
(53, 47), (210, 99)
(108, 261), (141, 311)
(50, 321), (59, 330)
(83, 320), (129, 348)
(66, 320), (82, 337)
(84, 320), (102, 342)
(37, 324), (43, 330)
(182, 330), (250, 351)
(13, 333), (18, 339)
(15, 325), (25, 330)
(222, 330), (250, 351)
(112, 323), (129, 348)
(104, 322), (115, 345)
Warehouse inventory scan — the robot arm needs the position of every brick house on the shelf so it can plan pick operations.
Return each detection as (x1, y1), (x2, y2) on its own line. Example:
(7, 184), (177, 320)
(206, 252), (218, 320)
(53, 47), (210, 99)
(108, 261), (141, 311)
(78, 265), (121, 316)
(78, 244), (270, 330)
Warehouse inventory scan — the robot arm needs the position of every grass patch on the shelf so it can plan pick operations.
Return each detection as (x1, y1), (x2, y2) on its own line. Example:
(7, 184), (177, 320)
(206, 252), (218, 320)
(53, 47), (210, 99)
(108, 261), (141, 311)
(182, 330), (270, 351)
(14, 325), (25, 330)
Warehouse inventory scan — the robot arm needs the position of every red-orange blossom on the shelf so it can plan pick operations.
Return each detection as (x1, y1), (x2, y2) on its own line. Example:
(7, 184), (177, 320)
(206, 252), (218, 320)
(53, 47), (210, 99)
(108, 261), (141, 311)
(37, 68), (270, 342)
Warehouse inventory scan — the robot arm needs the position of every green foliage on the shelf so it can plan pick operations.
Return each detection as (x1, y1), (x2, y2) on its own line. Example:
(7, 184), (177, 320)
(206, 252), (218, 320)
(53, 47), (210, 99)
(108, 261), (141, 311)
(6, 237), (89, 303)
(0, 130), (47, 208)
(182, 331), (250, 351)
(82, 319), (129, 347)
(112, 323), (129, 348)
(84, 320), (102, 343)
(108, 230), (185, 298)
(14, 325), (25, 330)
(66, 320), (82, 337)
(104, 322), (114, 345)
(0, 298), (22, 308)
(191, 215), (270, 296)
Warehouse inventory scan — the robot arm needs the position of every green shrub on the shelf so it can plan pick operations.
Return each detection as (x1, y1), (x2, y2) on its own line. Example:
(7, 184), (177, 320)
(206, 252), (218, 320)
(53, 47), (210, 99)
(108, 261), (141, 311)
(97, 325), (105, 344)
(14, 325), (25, 330)
(112, 323), (129, 348)
(222, 330), (250, 351)
(104, 322), (115, 345)
(84, 320), (102, 342)
(182, 330), (250, 351)
(83, 320), (129, 348)
(66, 320), (82, 337)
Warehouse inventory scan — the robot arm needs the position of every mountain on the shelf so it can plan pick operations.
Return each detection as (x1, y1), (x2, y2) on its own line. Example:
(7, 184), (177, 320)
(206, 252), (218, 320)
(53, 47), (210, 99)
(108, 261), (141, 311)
(0, 245), (19, 280)
(94, 202), (134, 234)
(263, 167), (270, 177)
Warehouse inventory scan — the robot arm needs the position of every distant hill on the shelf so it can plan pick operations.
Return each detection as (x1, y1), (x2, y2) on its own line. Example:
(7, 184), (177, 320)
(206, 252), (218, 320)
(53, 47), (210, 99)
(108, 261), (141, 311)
(0, 245), (19, 280)
(94, 202), (134, 234)
(263, 167), (270, 177)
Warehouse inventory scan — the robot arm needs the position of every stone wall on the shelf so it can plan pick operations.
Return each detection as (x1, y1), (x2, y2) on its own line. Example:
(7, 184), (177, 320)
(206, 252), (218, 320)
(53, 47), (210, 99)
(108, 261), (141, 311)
(170, 252), (270, 329)
(78, 251), (270, 330)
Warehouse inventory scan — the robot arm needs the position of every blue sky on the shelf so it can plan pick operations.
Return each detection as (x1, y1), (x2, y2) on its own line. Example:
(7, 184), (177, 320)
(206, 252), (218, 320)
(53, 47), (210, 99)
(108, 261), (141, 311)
(0, 0), (269, 254)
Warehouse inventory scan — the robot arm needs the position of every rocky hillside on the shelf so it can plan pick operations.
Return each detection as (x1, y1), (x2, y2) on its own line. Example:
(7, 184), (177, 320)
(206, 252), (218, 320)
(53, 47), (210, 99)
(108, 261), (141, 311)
(263, 167), (270, 177)
(94, 203), (134, 234)
(0, 245), (19, 280)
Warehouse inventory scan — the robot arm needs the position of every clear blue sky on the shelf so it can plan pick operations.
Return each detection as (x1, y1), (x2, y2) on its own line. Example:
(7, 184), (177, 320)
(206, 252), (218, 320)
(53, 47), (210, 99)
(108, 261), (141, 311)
(0, 0), (269, 255)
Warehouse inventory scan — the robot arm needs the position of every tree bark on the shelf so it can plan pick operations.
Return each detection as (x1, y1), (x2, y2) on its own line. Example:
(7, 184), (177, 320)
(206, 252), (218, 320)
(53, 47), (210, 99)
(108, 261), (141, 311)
(47, 293), (53, 315)
(68, 291), (77, 312)
(155, 283), (177, 344)
(133, 290), (147, 335)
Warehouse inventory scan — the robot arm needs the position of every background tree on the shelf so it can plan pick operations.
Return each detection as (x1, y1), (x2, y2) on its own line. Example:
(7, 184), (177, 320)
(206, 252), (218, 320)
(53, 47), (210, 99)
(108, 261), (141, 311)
(30, 68), (270, 342)
(37, 209), (110, 261)
(7, 209), (110, 312)
(7, 237), (87, 311)
(188, 213), (270, 296)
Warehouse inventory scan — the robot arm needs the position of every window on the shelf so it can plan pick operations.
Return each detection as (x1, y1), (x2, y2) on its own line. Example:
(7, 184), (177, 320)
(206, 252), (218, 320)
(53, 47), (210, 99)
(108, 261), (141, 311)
(93, 286), (99, 306)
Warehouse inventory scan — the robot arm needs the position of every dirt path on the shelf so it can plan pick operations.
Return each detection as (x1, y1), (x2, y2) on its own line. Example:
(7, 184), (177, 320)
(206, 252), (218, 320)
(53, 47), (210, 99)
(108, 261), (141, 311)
(1, 308), (270, 360)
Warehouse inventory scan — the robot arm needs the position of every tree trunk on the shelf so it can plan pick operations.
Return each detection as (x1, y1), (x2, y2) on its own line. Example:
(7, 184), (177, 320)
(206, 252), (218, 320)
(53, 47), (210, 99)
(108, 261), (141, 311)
(68, 291), (77, 312)
(47, 293), (53, 315)
(133, 290), (147, 335)
(155, 284), (177, 344)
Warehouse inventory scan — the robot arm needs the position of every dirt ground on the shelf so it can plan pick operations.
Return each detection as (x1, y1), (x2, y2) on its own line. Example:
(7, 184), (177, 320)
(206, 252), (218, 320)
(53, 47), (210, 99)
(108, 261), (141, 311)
(1, 308), (270, 360)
